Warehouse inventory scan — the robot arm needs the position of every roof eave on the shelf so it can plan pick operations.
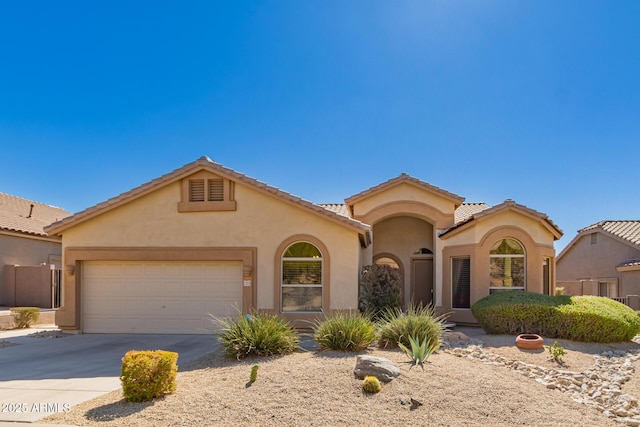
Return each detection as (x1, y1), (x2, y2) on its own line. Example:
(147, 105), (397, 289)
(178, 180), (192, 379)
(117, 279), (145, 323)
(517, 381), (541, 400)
(45, 157), (371, 236)
(345, 174), (465, 206)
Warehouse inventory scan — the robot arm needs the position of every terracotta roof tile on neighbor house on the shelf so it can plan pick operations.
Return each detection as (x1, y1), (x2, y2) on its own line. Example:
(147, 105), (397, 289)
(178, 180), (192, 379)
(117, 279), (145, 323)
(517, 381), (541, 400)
(618, 259), (640, 268)
(45, 156), (370, 236)
(579, 220), (640, 247)
(0, 193), (71, 237)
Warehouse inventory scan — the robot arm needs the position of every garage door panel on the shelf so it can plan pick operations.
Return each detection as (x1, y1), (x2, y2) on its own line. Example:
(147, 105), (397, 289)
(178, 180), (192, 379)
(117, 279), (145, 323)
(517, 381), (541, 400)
(82, 261), (242, 334)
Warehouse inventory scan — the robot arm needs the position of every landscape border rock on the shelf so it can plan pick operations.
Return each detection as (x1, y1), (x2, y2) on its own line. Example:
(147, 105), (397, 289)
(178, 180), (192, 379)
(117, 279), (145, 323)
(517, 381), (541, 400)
(443, 336), (640, 426)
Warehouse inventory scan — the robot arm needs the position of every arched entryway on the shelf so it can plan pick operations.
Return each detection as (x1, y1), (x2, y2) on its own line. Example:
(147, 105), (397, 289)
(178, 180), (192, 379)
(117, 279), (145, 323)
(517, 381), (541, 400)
(372, 216), (434, 307)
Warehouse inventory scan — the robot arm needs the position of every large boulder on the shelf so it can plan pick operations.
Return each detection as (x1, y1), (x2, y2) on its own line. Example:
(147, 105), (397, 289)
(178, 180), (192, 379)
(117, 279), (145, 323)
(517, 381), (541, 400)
(354, 355), (400, 382)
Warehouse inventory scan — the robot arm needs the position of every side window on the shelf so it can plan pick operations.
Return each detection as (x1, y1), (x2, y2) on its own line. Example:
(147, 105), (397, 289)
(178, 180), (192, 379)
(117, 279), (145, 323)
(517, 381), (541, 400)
(452, 257), (471, 308)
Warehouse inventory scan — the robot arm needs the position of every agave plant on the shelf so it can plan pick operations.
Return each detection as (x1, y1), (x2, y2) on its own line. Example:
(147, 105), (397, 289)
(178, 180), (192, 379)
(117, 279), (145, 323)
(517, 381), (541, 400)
(397, 335), (439, 368)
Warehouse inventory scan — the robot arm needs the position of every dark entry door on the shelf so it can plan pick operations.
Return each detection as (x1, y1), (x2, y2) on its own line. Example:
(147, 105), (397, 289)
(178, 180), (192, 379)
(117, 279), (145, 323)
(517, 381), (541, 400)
(411, 258), (433, 307)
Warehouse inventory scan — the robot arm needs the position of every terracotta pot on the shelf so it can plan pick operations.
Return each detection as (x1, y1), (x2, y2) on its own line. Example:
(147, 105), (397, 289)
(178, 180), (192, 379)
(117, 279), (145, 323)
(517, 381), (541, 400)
(515, 334), (544, 350)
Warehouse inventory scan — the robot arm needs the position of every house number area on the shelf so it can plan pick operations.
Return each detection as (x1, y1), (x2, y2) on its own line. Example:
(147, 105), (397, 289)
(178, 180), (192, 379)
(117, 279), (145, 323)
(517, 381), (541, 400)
(1, 402), (71, 413)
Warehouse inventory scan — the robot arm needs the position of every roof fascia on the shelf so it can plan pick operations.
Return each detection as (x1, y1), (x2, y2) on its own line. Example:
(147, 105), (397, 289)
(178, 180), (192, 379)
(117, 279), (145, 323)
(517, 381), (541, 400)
(440, 204), (562, 240)
(345, 174), (464, 207)
(0, 229), (62, 243)
(45, 158), (370, 236)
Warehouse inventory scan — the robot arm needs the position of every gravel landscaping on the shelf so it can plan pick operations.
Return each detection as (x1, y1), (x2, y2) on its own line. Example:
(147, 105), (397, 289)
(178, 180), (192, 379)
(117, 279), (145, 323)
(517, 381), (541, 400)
(43, 327), (640, 427)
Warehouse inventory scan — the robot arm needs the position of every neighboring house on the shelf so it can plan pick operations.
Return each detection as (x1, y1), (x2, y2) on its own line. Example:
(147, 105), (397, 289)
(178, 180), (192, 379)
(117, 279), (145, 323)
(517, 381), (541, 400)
(44, 156), (562, 334)
(557, 221), (640, 302)
(0, 193), (71, 308)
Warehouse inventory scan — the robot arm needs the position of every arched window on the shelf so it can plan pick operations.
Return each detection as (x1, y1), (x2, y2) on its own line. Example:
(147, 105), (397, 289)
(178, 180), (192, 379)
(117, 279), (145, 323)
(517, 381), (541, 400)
(281, 242), (323, 312)
(374, 257), (400, 270)
(489, 238), (525, 292)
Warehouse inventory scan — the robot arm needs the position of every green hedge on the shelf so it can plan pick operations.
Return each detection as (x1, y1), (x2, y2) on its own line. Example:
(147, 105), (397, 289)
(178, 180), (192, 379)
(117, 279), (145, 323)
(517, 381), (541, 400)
(471, 291), (640, 342)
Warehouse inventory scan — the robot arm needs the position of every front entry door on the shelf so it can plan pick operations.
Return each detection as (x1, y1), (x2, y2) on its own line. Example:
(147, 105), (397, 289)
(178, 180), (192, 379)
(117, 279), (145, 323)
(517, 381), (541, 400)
(411, 258), (433, 307)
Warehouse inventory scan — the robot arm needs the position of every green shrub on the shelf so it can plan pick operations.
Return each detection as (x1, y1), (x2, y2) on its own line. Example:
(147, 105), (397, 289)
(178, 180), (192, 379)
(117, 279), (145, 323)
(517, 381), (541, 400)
(211, 310), (299, 359)
(313, 312), (377, 352)
(362, 375), (381, 393)
(121, 350), (178, 402)
(359, 264), (402, 319)
(10, 307), (40, 328)
(471, 291), (640, 342)
(377, 304), (448, 349)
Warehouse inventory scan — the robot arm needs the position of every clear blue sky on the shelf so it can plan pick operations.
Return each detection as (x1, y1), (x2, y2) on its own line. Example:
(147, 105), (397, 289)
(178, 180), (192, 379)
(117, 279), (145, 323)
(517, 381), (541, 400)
(1, 1), (639, 252)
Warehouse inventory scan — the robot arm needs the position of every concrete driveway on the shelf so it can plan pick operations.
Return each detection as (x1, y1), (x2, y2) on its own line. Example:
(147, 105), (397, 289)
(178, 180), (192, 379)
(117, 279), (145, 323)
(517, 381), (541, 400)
(0, 328), (218, 423)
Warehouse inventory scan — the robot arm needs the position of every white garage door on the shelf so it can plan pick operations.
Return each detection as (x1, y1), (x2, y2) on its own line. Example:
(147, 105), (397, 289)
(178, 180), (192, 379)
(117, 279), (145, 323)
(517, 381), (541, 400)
(82, 261), (242, 334)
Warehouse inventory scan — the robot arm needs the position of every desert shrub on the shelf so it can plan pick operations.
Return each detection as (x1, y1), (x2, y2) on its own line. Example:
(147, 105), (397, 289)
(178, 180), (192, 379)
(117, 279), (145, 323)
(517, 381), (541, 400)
(471, 291), (640, 342)
(313, 312), (377, 351)
(121, 350), (178, 402)
(547, 340), (565, 364)
(362, 375), (381, 393)
(377, 304), (448, 349)
(211, 310), (299, 359)
(10, 307), (40, 328)
(359, 264), (402, 319)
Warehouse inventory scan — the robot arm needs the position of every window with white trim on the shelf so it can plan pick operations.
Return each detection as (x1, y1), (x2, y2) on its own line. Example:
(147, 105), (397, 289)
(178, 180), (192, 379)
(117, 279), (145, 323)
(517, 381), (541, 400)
(490, 238), (525, 293)
(598, 280), (618, 298)
(281, 242), (323, 312)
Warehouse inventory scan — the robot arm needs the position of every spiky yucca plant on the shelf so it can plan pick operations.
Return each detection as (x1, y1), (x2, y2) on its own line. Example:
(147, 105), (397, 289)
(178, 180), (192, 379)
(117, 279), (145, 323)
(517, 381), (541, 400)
(398, 335), (439, 368)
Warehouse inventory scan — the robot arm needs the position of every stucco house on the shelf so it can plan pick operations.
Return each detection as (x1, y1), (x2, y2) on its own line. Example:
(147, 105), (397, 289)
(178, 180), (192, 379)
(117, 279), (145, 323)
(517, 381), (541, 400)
(557, 221), (640, 303)
(0, 193), (70, 308)
(44, 156), (562, 334)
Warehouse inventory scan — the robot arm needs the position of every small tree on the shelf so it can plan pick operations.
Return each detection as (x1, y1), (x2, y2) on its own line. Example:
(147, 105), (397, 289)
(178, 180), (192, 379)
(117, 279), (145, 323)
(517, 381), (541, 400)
(359, 264), (402, 319)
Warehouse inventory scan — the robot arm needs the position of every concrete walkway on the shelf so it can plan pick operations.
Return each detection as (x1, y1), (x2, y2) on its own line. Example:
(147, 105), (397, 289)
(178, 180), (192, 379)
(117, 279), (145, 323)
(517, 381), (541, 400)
(0, 327), (218, 423)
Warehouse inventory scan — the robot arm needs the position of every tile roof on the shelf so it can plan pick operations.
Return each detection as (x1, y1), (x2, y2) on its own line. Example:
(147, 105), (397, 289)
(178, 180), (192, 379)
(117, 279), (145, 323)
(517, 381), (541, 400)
(0, 193), (71, 237)
(618, 259), (640, 268)
(579, 220), (640, 247)
(440, 199), (563, 239)
(319, 204), (352, 218)
(454, 202), (490, 224)
(345, 173), (465, 205)
(45, 157), (370, 236)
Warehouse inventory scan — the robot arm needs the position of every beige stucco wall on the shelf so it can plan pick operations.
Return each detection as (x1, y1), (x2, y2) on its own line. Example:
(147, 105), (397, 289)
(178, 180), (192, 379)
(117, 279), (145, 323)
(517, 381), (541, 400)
(372, 216), (434, 305)
(0, 233), (61, 306)
(440, 210), (557, 324)
(621, 270), (640, 297)
(557, 233), (640, 284)
(57, 180), (363, 329)
(351, 183), (457, 228)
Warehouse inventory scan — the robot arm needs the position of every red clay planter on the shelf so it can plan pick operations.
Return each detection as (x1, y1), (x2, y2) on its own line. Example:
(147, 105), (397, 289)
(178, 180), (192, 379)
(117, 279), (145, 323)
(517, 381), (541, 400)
(515, 334), (544, 350)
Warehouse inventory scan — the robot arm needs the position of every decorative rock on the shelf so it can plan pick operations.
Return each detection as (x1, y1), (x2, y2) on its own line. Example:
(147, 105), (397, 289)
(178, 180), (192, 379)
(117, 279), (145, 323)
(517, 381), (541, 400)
(443, 334), (640, 426)
(354, 356), (400, 382)
(443, 331), (470, 344)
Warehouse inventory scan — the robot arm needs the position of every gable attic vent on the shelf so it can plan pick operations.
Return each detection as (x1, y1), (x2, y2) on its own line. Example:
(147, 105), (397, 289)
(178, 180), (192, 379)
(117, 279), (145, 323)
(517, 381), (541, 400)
(208, 179), (224, 201)
(189, 180), (205, 202)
